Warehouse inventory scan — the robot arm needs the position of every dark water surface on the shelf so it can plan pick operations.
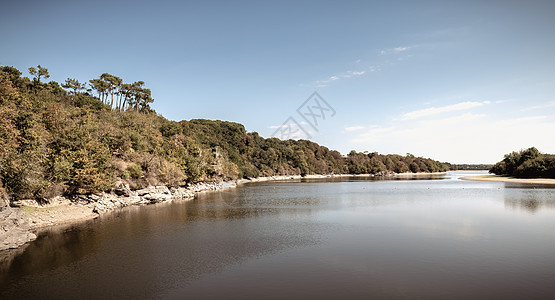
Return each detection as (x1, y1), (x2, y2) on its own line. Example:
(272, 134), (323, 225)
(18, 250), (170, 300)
(2, 172), (555, 299)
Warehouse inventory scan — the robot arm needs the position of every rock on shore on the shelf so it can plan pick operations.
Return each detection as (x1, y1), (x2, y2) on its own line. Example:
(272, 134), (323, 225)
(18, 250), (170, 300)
(1, 180), (243, 251)
(0, 174), (424, 251)
(0, 188), (37, 251)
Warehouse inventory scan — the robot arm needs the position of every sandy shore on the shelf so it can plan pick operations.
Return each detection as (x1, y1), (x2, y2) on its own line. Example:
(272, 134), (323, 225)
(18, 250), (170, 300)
(460, 175), (555, 185)
(22, 202), (99, 230)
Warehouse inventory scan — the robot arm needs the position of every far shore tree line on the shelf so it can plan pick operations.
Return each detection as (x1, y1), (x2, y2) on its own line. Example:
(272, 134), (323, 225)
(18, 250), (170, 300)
(446, 164), (493, 171)
(490, 147), (555, 178)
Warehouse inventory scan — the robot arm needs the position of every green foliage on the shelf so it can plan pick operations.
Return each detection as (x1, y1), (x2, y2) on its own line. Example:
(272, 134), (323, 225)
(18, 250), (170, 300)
(0, 65), (450, 202)
(67, 140), (113, 194)
(346, 151), (447, 174)
(62, 78), (87, 95)
(490, 147), (555, 178)
(126, 163), (143, 179)
(445, 163), (493, 170)
(73, 93), (107, 110)
(28, 65), (50, 83)
(1, 66), (23, 87)
(88, 74), (153, 112)
(160, 121), (182, 137)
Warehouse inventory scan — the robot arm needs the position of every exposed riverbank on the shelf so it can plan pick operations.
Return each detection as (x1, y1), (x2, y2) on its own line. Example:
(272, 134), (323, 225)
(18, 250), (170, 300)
(1, 172), (447, 251)
(2, 175), (303, 251)
(460, 175), (555, 185)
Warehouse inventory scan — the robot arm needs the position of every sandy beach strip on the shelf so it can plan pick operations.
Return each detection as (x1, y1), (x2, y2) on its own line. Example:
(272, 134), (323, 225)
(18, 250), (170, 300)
(460, 175), (555, 185)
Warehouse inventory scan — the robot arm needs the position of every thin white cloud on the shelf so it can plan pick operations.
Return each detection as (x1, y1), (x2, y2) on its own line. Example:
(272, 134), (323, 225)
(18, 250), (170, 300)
(353, 125), (395, 142)
(397, 54), (413, 61)
(400, 101), (490, 120)
(525, 101), (555, 110)
(268, 124), (289, 129)
(308, 53), (382, 88)
(341, 70), (366, 79)
(345, 126), (365, 132)
(350, 71), (366, 76)
(315, 69), (367, 87)
(380, 46), (415, 55)
(308, 45), (412, 88)
(368, 65), (379, 72)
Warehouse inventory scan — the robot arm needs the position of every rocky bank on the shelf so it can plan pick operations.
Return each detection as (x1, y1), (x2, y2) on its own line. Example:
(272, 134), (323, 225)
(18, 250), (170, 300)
(1, 188), (37, 251)
(0, 177), (291, 251)
(1, 173), (434, 251)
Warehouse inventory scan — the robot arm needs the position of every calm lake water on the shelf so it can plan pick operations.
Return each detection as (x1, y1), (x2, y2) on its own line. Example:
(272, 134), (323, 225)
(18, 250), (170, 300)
(2, 171), (555, 299)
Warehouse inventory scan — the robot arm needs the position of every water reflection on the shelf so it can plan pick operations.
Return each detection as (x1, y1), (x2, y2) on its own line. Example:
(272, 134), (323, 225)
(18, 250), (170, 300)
(503, 186), (555, 213)
(0, 244), (28, 274)
(0, 223), (99, 287)
(1, 174), (555, 299)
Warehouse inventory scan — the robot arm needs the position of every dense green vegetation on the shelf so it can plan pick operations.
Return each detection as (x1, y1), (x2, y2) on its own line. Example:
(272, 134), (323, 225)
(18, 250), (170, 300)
(446, 164), (493, 171)
(0, 66), (449, 202)
(490, 147), (555, 178)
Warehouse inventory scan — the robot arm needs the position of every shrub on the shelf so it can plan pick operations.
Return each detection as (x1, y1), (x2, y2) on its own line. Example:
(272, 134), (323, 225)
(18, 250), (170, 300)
(126, 163), (143, 179)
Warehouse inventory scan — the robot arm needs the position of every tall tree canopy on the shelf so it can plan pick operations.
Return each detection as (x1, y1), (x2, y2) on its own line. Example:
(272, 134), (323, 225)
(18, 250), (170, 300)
(28, 65), (49, 83)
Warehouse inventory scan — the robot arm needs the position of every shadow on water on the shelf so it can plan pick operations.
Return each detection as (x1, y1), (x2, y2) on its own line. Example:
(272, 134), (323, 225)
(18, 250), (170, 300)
(1, 174), (555, 299)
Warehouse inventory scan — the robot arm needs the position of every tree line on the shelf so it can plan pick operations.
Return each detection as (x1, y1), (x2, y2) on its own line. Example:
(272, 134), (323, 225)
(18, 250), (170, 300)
(88, 74), (153, 112)
(3, 65), (154, 112)
(490, 147), (555, 178)
(0, 65), (449, 203)
(445, 164), (493, 170)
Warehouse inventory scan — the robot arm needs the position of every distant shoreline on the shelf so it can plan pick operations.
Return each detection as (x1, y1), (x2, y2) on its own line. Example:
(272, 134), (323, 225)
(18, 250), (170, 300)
(460, 175), (555, 185)
(393, 172), (447, 176)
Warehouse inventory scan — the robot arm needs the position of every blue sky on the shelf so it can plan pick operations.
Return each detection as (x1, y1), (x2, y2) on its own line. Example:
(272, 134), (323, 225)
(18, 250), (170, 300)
(2, 0), (555, 163)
